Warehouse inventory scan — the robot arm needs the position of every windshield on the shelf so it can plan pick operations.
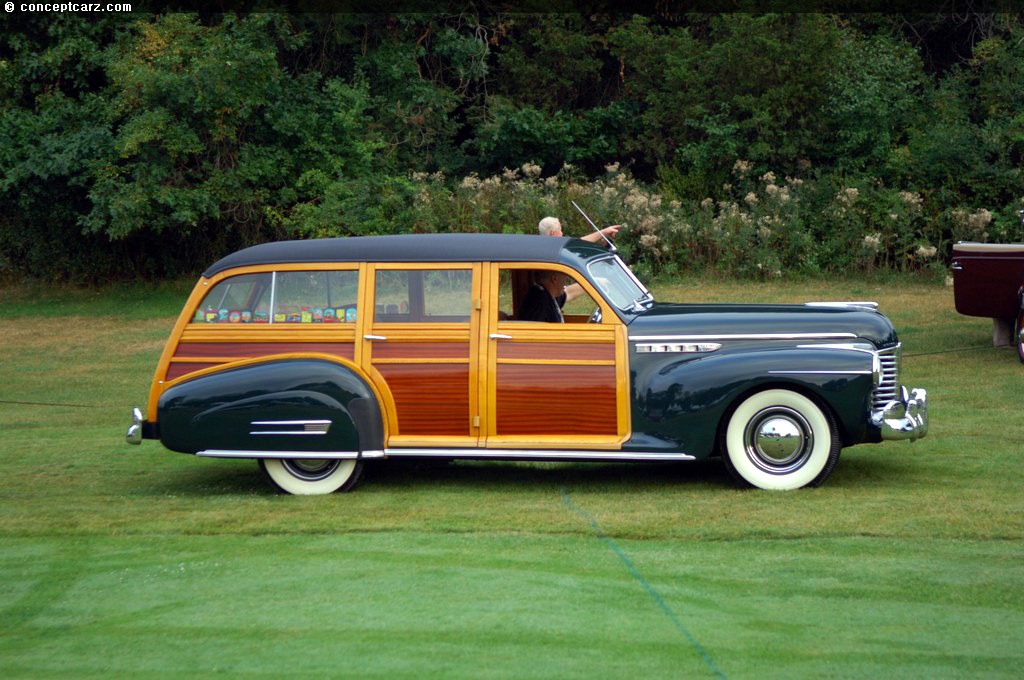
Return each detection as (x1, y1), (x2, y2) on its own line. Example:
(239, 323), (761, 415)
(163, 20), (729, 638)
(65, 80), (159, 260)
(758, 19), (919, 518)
(586, 256), (653, 312)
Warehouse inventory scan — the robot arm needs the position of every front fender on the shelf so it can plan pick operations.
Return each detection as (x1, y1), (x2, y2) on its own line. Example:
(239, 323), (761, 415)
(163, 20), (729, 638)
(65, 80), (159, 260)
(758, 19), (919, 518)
(157, 358), (383, 455)
(628, 346), (877, 457)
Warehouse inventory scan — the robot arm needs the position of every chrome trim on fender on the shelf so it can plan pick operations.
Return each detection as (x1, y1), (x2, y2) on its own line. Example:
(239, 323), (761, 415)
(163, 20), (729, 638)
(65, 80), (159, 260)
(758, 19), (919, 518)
(795, 343), (875, 353)
(804, 301), (879, 310)
(635, 342), (721, 354)
(767, 370), (874, 376)
(786, 343), (884, 385)
(628, 332), (858, 342)
(249, 419), (331, 436)
(197, 449), (387, 459)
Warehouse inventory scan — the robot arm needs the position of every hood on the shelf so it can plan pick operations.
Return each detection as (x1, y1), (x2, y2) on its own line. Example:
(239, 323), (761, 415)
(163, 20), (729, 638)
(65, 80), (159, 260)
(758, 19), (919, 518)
(628, 302), (899, 347)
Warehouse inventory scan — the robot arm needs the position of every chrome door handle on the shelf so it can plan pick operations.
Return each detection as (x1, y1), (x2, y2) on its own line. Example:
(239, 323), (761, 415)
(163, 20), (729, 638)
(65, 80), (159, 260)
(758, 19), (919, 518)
(364, 334), (387, 341)
(489, 333), (512, 340)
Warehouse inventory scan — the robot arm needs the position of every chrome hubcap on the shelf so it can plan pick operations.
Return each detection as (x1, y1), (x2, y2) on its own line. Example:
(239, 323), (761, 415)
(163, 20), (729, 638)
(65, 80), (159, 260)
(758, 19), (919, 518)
(282, 459), (341, 481)
(744, 407), (813, 473)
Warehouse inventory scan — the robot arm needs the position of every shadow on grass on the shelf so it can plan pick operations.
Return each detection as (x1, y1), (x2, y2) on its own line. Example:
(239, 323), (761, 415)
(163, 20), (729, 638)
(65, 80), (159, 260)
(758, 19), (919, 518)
(144, 457), (740, 496)
(143, 448), (914, 497)
(367, 458), (735, 491)
(826, 451), (921, 490)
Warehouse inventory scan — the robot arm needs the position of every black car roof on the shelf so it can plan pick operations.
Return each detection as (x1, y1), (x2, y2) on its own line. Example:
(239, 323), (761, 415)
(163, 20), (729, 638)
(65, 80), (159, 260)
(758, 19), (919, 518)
(203, 233), (601, 277)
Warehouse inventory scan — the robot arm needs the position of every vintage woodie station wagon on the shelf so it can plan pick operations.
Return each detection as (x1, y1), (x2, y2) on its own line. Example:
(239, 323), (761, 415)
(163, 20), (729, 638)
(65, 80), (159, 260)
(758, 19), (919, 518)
(126, 233), (928, 493)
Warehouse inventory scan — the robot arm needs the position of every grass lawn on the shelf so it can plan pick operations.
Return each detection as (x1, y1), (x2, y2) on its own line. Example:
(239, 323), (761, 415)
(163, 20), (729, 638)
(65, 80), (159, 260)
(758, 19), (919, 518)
(1, 275), (1022, 678)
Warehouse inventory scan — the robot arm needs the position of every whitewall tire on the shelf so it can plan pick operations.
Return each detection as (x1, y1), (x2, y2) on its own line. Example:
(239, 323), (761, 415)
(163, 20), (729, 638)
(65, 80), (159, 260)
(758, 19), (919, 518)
(722, 389), (840, 490)
(259, 458), (364, 495)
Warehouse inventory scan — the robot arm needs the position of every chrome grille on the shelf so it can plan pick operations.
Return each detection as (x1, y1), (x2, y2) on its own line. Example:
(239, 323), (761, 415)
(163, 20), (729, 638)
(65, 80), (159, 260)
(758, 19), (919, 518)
(872, 345), (901, 410)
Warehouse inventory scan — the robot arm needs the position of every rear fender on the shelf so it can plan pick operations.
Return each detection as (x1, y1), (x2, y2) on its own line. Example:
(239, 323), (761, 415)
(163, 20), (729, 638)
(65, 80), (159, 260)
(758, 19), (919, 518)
(157, 358), (383, 455)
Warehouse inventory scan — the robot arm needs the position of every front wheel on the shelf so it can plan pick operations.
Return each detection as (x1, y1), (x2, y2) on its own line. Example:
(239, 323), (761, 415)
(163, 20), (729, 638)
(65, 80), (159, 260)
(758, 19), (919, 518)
(721, 389), (840, 490)
(259, 458), (364, 495)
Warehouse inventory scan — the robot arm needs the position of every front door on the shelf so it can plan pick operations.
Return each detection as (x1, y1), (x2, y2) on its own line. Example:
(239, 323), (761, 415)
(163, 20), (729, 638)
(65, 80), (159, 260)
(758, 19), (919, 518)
(482, 263), (629, 450)
(360, 264), (482, 448)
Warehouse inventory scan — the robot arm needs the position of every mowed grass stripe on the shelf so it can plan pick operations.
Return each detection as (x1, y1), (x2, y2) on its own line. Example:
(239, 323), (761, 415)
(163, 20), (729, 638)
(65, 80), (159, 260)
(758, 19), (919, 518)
(562, 488), (727, 678)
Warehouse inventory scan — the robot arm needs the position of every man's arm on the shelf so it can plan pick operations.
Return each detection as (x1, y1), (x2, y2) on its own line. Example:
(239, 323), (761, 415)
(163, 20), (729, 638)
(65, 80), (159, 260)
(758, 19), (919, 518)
(580, 224), (621, 244)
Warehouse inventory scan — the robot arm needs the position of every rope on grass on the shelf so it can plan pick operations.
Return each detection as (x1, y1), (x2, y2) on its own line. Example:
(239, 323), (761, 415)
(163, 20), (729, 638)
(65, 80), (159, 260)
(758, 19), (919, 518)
(0, 399), (103, 408)
(904, 344), (1002, 358)
(561, 488), (728, 679)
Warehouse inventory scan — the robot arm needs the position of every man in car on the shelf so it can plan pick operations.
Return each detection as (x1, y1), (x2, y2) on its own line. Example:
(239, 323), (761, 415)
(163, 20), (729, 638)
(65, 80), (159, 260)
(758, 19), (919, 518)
(537, 216), (621, 243)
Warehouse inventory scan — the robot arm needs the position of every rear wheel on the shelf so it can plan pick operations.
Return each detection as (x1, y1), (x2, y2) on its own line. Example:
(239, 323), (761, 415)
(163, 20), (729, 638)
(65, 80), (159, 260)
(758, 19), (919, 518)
(259, 458), (364, 495)
(721, 389), (841, 490)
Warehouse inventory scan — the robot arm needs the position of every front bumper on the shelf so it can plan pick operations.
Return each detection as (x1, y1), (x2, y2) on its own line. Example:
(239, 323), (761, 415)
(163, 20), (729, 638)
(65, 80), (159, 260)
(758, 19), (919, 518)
(872, 387), (928, 441)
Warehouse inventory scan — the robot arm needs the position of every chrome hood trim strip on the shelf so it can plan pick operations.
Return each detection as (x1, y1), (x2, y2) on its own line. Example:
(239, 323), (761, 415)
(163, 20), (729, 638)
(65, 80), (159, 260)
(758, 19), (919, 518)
(629, 332), (858, 342)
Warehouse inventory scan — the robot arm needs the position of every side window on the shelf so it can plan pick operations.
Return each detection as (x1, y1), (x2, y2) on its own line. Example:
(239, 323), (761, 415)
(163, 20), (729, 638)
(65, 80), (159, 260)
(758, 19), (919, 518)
(192, 270), (358, 324)
(501, 267), (598, 323)
(193, 272), (273, 323)
(274, 270), (359, 323)
(375, 269), (472, 323)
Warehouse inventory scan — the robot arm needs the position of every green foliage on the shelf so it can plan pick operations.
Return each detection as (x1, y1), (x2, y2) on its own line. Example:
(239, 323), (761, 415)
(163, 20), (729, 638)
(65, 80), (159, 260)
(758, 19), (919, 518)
(490, 14), (608, 112)
(1, 12), (378, 280)
(2, 11), (1024, 281)
(824, 30), (927, 176)
(467, 100), (633, 174)
(611, 14), (846, 196)
(86, 14), (377, 242)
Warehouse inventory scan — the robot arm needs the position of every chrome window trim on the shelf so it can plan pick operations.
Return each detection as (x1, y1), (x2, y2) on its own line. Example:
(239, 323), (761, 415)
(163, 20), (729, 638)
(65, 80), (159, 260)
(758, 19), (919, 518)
(586, 254), (652, 312)
(267, 271), (277, 324)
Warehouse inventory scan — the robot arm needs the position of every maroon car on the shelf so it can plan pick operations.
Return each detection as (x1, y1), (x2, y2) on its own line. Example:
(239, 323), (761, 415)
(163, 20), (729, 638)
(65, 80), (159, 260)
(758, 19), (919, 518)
(952, 237), (1024, 363)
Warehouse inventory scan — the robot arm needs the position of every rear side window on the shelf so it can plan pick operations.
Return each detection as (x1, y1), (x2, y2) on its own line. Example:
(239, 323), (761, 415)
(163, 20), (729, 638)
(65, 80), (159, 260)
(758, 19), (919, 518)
(374, 269), (473, 323)
(193, 270), (358, 324)
(273, 271), (359, 323)
(193, 273), (272, 323)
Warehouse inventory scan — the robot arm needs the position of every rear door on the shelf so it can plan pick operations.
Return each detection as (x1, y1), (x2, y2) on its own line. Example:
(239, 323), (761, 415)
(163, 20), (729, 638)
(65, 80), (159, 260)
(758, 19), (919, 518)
(360, 264), (482, 448)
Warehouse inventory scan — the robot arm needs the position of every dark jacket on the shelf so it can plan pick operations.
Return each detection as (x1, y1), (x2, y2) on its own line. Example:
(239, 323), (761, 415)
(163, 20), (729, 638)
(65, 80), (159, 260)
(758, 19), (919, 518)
(518, 284), (565, 323)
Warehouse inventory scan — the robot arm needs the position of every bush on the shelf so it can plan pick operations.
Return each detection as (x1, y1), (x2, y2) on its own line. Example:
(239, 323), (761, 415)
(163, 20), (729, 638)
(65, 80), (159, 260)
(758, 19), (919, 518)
(385, 161), (958, 281)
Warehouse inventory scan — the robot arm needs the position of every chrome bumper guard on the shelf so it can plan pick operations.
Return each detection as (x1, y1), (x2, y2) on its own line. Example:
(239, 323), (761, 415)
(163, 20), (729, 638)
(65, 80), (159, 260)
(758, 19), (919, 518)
(872, 387), (928, 441)
(126, 407), (144, 445)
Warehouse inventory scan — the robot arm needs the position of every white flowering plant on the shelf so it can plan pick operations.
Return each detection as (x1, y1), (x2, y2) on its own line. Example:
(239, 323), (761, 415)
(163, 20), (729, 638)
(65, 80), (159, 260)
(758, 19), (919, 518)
(368, 159), (1000, 280)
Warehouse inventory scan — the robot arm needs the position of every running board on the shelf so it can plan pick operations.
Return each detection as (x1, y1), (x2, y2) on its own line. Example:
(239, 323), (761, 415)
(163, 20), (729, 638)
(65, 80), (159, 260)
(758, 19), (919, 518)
(196, 448), (694, 461)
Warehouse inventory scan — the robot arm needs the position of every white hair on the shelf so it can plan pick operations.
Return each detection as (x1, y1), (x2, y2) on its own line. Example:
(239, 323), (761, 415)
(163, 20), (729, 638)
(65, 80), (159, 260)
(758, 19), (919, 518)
(537, 216), (562, 236)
